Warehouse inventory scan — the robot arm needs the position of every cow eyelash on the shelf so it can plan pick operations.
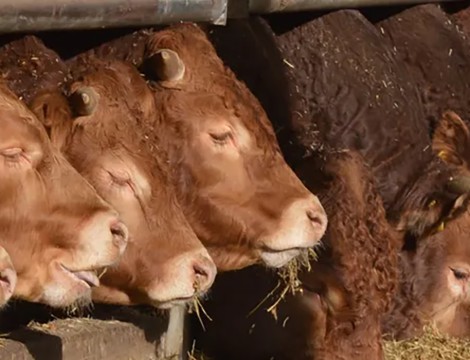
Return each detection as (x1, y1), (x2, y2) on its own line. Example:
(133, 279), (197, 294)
(1, 148), (31, 167)
(108, 171), (133, 188)
(209, 131), (232, 145)
(2, 148), (24, 159)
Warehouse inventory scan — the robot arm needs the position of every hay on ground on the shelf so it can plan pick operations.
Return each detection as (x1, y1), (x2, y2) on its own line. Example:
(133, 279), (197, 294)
(384, 325), (470, 360)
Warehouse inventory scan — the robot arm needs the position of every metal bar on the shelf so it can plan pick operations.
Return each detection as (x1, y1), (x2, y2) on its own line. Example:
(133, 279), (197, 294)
(249, 0), (461, 13)
(0, 0), (227, 33)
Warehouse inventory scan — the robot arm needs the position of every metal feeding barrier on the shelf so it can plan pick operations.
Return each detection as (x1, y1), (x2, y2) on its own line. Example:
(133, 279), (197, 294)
(0, 0), (462, 33)
(0, 0), (228, 32)
(249, 0), (461, 13)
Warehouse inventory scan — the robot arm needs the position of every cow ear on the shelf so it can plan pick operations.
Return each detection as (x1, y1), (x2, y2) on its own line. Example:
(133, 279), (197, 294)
(433, 111), (470, 169)
(30, 92), (73, 151)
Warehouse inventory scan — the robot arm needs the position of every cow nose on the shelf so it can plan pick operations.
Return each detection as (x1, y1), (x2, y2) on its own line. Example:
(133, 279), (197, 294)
(306, 206), (328, 236)
(0, 267), (16, 303)
(192, 256), (217, 293)
(110, 220), (129, 253)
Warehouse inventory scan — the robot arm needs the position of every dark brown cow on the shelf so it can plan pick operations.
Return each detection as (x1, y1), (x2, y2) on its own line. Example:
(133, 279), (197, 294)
(138, 23), (328, 270)
(31, 59), (217, 308)
(0, 81), (128, 307)
(0, 35), (70, 105)
(383, 111), (470, 339)
(206, 13), (470, 247)
(192, 150), (398, 360)
(0, 246), (16, 307)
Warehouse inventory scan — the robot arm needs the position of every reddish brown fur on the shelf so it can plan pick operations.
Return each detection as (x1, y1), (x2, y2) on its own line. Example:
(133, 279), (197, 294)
(31, 59), (217, 308)
(0, 81), (127, 308)
(0, 36), (70, 104)
(295, 150), (398, 359)
(383, 211), (470, 339)
(227, 12), (470, 245)
(383, 111), (470, 338)
(0, 36), (216, 308)
(192, 151), (398, 360)
(141, 23), (327, 270)
(64, 23), (327, 270)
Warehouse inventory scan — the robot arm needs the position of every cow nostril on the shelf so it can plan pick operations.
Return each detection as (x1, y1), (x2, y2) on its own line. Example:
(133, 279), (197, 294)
(110, 221), (129, 248)
(0, 268), (16, 300)
(451, 267), (469, 281)
(192, 257), (216, 292)
(307, 209), (325, 227)
(194, 263), (209, 278)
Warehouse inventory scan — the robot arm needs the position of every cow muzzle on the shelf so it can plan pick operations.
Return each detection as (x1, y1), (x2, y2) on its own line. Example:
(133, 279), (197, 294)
(258, 195), (327, 268)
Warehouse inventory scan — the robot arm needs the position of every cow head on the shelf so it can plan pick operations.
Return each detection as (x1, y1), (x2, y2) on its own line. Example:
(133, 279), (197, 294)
(142, 24), (328, 271)
(390, 111), (470, 241)
(0, 82), (128, 307)
(406, 212), (470, 337)
(0, 245), (16, 308)
(392, 111), (470, 337)
(31, 60), (216, 309)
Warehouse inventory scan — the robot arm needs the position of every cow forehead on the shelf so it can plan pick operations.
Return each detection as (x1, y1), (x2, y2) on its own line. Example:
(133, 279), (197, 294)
(0, 107), (48, 151)
(436, 212), (470, 255)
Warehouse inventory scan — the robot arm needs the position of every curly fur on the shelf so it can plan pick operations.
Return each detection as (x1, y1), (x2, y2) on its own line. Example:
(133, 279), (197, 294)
(294, 150), (399, 360)
(192, 150), (399, 360)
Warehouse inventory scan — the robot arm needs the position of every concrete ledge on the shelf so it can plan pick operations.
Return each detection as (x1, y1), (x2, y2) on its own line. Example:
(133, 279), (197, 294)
(0, 310), (168, 360)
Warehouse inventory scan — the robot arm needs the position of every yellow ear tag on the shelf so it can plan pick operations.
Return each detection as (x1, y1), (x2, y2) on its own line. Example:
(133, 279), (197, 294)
(437, 222), (445, 232)
(428, 199), (437, 208)
(437, 150), (447, 161)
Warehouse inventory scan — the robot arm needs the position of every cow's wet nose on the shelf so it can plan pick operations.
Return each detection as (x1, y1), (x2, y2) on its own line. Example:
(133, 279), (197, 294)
(192, 255), (217, 293)
(109, 220), (129, 254)
(306, 202), (328, 238)
(0, 267), (16, 304)
(0, 246), (16, 304)
(307, 209), (326, 227)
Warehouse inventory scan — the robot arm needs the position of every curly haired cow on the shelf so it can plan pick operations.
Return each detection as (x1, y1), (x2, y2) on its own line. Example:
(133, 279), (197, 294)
(193, 150), (398, 360)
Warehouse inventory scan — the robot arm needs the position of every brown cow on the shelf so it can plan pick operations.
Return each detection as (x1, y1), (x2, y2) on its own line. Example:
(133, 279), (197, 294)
(0, 246), (16, 308)
(0, 81), (128, 307)
(138, 23), (328, 270)
(31, 59), (217, 308)
(205, 14), (470, 250)
(191, 150), (398, 360)
(60, 23), (327, 270)
(383, 111), (470, 339)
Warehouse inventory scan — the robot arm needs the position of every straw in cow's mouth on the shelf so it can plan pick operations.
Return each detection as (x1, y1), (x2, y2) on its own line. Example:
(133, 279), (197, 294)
(248, 248), (318, 320)
(188, 278), (212, 331)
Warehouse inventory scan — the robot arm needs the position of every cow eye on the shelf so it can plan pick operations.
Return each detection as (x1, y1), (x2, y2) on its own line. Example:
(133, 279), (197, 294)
(450, 267), (469, 281)
(108, 171), (131, 187)
(209, 131), (232, 145)
(1, 148), (30, 167)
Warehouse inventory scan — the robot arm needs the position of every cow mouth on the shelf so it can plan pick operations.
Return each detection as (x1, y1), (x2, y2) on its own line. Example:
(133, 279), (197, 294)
(59, 264), (100, 288)
(260, 247), (302, 268)
(156, 296), (194, 310)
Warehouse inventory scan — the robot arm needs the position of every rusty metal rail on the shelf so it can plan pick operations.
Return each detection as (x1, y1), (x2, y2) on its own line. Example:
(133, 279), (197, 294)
(0, 0), (228, 32)
(0, 0), (463, 33)
(249, 0), (461, 12)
